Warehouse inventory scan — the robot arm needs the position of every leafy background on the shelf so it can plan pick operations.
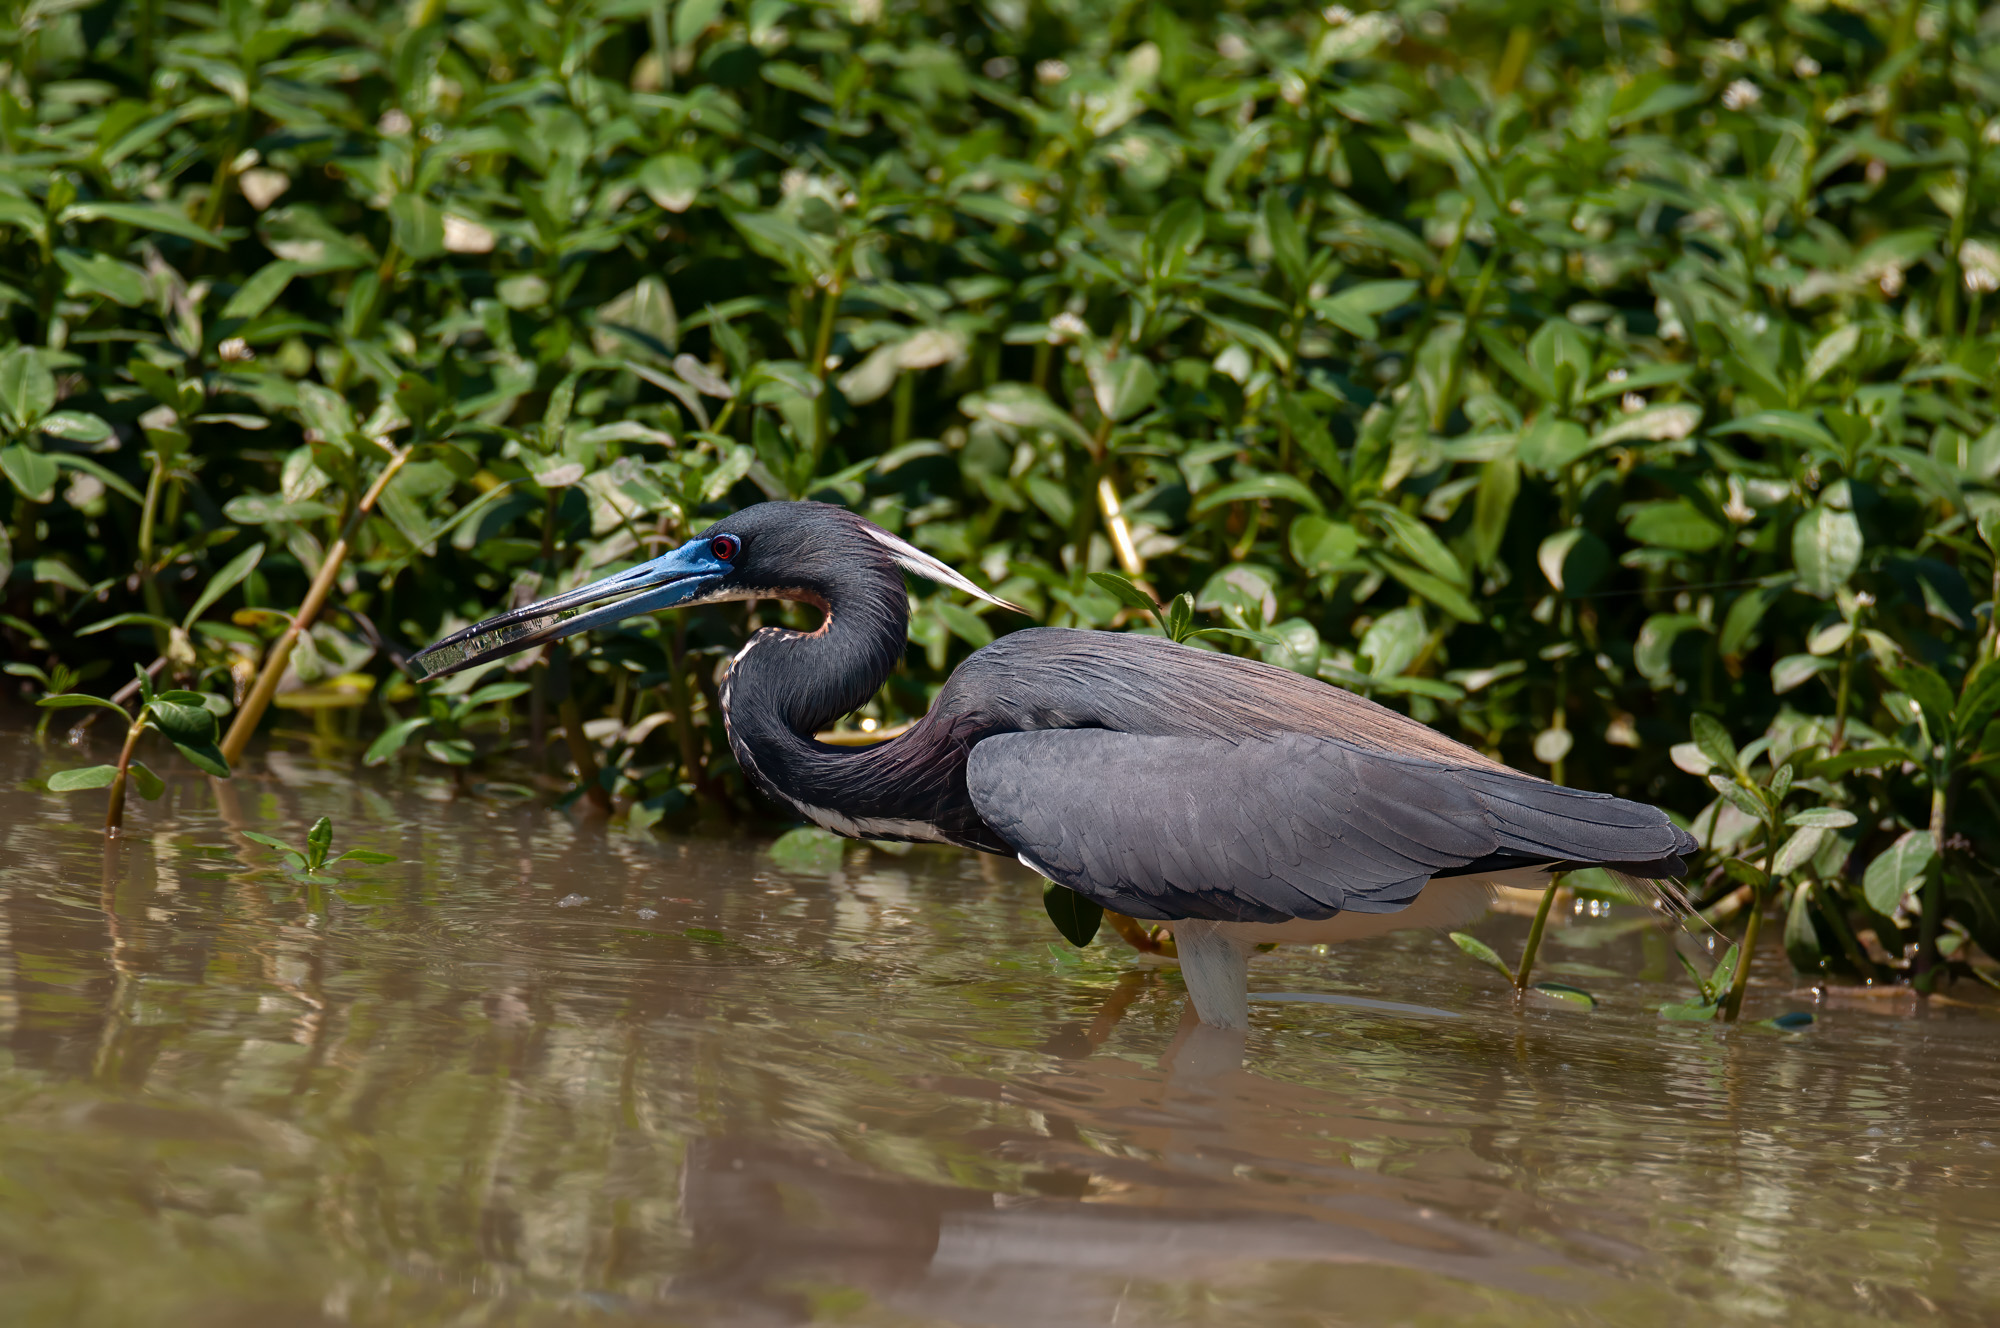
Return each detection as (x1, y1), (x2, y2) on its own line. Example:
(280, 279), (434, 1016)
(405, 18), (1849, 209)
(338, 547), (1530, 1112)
(6, 0), (2000, 993)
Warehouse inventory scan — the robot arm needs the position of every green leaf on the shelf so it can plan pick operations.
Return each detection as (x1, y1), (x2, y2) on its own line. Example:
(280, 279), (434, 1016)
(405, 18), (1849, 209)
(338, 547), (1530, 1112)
(1792, 505), (1863, 597)
(0, 346), (57, 427)
(0, 445), (59, 503)
(219, 262), (300, 320)
(1783, 881), (1825, 974)
(363, 717), (431, 765)
(1689, 716), (1740, 778)
(128, 761), (165, 800)
(935, 600), (993, 647)
(60, 201), (227, 249)
(1288, 515), (1361, 575)
(1449, 931), (1515, 981)
(1536, 528), (1609, 597)
(1191, 626), (1281, 646)
(1709, 774), (1768, 821)
(1087, 571), (1163, 620)
(180, 542), (265, 628)
(171, 741), (230, 778)
(1091, 355), (1159, 422)
(37, 692), (132, 715)
(54, 248), (149, 306)
(1719, 583), (1789, 657)
(1529, 982), (1597, 1009)
(1786, 807), (1857, 830)
(1375, 558), (1480, 622)
(1772, 827), (1826, 877)
(1712, 411), (1836, 449)
(1862, 830), (1935, 915)
(1363, 501), (1466, 588)
(305, 817), (333, 871)
(1805, 747), (1905, 779)
(1190, 473), (1325, 516)
(77, 612), (176, 637)
(332, 849), (397, 865)
(389, 194), (445, 260)
(1514, 417), (1591, 475)
(1042, 881), (1103, 948)
(1626, 501), (1725, 552)
(39, 411), (114, 445)
(147, 700), (217, 745)
(1887, 665), (1955, 741)
(240, 830), (295, 853)
(1263, 192), (1308, 294)
(1312, 280), (1419, 340)
(1476, 328), (1557, 403)
(48, 764), (120, 791)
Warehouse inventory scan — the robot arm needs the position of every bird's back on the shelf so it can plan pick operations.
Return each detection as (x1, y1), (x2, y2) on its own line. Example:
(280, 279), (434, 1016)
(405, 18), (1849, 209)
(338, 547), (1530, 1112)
(937, 627), (1514, 772)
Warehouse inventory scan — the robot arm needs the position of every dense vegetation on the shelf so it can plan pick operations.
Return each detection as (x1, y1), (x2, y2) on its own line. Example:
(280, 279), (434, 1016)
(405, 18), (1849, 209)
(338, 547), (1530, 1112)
(6, 0), (2000, 1000)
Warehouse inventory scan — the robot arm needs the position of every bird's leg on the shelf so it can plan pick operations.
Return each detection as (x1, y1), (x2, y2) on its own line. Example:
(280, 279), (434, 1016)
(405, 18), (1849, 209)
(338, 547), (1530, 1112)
(1168, 920), (1252, 1031)
(1103, 909), (1177, 957)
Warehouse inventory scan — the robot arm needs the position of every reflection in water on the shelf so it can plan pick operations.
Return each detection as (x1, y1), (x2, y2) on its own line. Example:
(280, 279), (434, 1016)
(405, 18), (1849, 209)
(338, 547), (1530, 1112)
(2, 728), (1999, 1326)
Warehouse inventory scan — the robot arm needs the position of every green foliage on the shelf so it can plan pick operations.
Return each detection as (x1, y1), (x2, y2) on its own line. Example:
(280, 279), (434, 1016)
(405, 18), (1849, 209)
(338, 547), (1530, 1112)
(7, 0), (2000, 984)
(244, 814), (397, 885)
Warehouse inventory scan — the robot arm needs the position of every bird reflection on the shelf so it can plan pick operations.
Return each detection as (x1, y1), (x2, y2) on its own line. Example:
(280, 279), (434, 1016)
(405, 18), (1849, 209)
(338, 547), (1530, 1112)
(671, 983), (1588, 1327)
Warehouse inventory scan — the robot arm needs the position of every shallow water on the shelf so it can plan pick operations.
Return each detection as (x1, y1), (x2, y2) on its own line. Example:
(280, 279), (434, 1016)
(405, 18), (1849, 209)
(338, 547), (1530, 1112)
(3, 727), (1999, 1327)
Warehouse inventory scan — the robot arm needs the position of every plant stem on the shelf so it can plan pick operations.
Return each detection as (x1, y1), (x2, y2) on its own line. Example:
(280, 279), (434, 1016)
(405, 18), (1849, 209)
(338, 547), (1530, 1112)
(1915, 783), (1949, 991)
(1722, 821), (1778, 1021)
(137, 457), (169, 657)
(104, 713), (146, 836)
(1514, 874), (1559, 992)
(220, 449), (412, 764)
(557, 695), (613, 814)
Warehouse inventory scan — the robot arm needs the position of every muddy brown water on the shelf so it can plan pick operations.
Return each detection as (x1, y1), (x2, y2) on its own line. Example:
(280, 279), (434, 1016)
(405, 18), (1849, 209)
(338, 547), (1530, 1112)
(1, 728), (1998, 1326)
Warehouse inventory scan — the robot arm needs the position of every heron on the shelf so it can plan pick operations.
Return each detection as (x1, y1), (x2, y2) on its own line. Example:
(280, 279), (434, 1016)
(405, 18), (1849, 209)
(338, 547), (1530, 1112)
(412, 501), (1695, 1030)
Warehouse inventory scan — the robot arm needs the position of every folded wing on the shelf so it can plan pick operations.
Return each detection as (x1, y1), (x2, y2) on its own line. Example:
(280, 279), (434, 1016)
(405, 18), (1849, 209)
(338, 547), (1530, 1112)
(965, 730), (1695, 923)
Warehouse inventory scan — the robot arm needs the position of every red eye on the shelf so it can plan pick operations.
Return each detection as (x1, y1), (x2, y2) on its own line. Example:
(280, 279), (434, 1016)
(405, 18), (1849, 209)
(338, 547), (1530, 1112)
(710, 534), (740, 561)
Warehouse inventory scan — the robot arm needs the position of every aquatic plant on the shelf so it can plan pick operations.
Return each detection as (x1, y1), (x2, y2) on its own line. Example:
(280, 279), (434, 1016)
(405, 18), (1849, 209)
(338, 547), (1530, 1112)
(6, 1), (2000, 998)
(38, 667), (230, 832)
(243, 814), (397, 884)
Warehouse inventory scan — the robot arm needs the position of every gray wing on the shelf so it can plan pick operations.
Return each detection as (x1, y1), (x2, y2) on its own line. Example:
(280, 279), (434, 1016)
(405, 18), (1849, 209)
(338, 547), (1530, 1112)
(965, 730), (1695, 923)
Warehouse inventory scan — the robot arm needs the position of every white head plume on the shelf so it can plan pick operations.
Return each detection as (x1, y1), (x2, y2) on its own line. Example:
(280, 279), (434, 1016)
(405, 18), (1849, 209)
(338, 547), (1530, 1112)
(861, 525), (1028, 615)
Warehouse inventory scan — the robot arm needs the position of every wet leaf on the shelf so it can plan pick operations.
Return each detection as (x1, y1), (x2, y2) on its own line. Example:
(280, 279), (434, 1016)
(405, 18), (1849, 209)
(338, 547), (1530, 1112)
(48, 765), (119, 791)
(1448, 931), (1515, 981)
(1042, 882), (1103, 948)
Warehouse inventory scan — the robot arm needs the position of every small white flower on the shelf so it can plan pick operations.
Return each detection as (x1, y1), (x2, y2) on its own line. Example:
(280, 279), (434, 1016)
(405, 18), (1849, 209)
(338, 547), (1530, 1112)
(1879, 267), (1904, 298)
(1721, 79), (1761, 112)
(1620, 391), (1646, 413)
(1865, 158), (1887, 185)
(218, 337), (254, 363)
(1984, 120), (2000, 147)
(377, 108), (412, 136)
(1607, 367), (1629, 382)
(1217, 34), (1251, 61)
(982, 56), (1016, 79)
(1794, 55), (1820, 78)
(1035, 59), (1069, 84)
(442, 214), (494, 253)
(1322, 5), (1353, 24)
(1049, 312), (1089, 340)
(1961, 240), (2000, 294)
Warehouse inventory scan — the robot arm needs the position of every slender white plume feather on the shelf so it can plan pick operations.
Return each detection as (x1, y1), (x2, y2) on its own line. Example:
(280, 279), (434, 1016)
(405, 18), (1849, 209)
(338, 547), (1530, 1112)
(861, 525), (1028, 615)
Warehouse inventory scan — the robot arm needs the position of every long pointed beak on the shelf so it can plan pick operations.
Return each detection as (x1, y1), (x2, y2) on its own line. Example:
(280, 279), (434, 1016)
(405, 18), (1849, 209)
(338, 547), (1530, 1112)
(409, 537), (731, 680)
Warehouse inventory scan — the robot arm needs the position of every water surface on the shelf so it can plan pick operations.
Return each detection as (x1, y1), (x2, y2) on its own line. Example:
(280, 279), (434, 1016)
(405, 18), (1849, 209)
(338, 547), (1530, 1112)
(3, 728), (1997, 1326)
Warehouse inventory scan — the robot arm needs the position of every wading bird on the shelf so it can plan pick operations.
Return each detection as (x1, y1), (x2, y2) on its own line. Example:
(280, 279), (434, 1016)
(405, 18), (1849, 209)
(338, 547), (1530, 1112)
(413, 502), (1695, 1030)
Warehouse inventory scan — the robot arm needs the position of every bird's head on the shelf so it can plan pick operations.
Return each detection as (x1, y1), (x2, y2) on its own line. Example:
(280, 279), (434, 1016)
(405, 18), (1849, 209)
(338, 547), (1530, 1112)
(409, 501), (1021, 680)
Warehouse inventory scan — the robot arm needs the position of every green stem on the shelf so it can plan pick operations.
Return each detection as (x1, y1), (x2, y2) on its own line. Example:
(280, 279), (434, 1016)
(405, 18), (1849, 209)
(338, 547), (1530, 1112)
(1722, 818), (1778, 1021)
(104, 712), (146, 836)
(1514, 874), (1560, 992)
(1915, 783), (1949, 991)
(137, 458), (169, 657)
